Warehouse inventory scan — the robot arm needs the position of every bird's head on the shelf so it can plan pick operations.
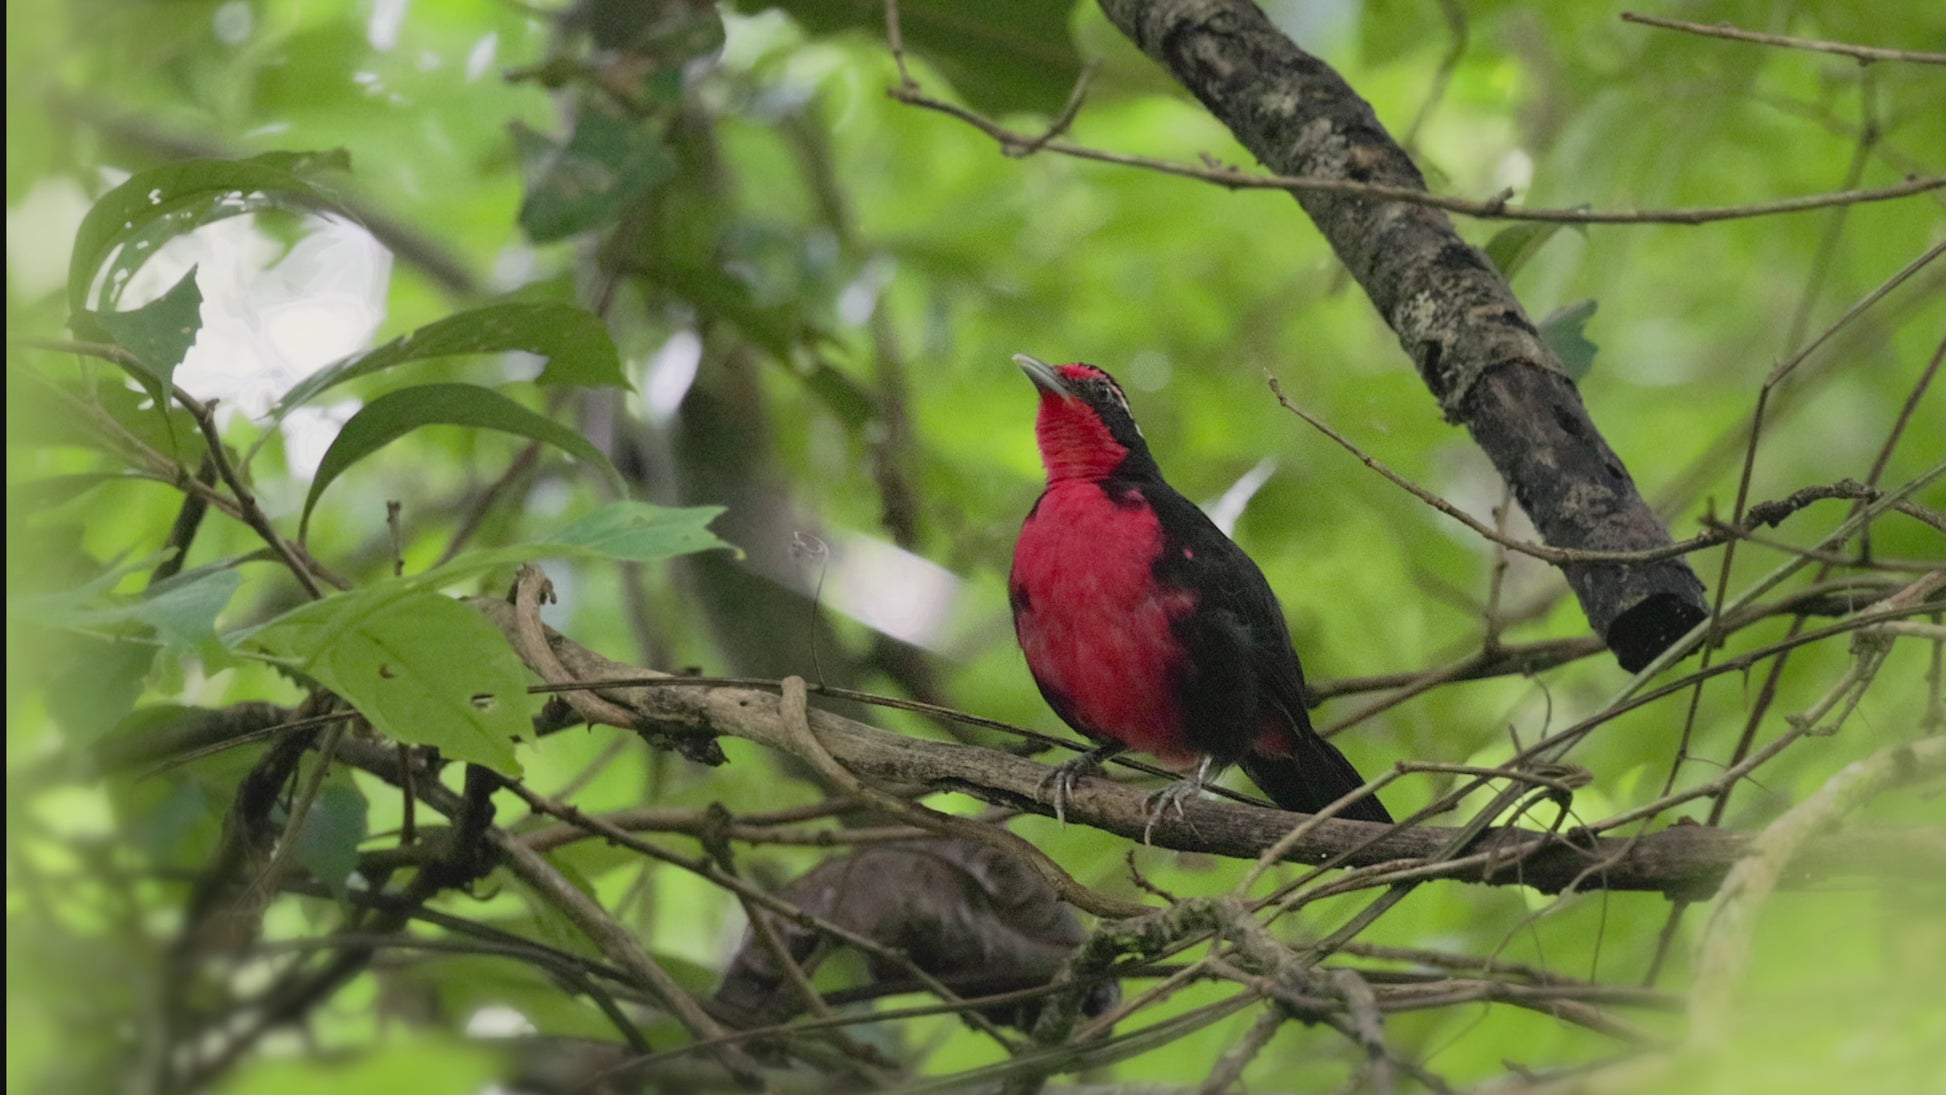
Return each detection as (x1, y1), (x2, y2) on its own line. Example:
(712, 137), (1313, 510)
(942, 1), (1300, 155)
(1015, 354), (1158, 483)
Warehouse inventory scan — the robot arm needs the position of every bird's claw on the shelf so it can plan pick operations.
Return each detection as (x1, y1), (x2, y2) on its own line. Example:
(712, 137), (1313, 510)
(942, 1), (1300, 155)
(1038, 753), (1101, 825)
(1141, 757), (1216, 844)
(1141, 781), (1198, 844)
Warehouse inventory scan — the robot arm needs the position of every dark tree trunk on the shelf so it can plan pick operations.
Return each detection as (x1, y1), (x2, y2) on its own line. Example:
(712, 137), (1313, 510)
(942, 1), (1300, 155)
(1100, 0), (1709, 670)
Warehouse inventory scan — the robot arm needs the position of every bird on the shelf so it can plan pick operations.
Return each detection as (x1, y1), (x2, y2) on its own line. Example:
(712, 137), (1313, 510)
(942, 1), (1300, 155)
(1007, 354), (1392, 836)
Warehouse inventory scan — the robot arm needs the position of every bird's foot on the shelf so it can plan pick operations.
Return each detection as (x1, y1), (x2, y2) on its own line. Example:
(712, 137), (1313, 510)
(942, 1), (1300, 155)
(1037, 744), (1125, 824)
(1141, 756), (1218, 844)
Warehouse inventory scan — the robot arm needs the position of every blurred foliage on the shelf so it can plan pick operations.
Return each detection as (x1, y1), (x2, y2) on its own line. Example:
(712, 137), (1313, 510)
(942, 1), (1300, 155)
(6, 0), (1943, 1092)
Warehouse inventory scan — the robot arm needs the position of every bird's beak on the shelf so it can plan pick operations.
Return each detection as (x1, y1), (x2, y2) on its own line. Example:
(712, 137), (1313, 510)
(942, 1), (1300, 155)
(1014, 354), (1076, 400)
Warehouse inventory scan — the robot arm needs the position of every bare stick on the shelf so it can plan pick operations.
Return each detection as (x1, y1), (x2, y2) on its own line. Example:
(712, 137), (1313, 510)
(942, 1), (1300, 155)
(1622, 12), (1946, 66)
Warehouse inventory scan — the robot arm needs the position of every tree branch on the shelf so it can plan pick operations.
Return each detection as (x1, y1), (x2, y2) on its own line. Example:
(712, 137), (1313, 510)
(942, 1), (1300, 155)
(1094, 0), (1710, 670)
(466, 596), (1942, 900)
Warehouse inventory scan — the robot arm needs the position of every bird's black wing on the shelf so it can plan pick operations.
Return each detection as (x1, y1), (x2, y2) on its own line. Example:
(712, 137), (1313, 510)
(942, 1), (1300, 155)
(1139, 481), (1392, 822)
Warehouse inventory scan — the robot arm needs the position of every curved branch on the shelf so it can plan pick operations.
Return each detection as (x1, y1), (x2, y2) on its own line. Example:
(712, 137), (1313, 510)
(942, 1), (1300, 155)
(467, 597), (1943, 900)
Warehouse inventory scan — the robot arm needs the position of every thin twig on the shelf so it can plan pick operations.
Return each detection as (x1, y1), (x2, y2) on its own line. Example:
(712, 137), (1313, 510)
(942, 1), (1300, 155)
(1621, 12), (1946, 66)
(886, 84), (1945, 225)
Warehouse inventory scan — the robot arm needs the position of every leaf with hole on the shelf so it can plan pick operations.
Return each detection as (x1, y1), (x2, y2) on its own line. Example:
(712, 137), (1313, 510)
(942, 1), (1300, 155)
(273, 301), (628, 418)
(253, 588), (529, 775)
(70, 266), (205, 418)
(300, 383), (624, 540)
(66, 152), (352, 315)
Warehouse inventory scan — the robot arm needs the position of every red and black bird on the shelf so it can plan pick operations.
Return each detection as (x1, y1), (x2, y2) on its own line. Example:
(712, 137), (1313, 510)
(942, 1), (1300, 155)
(1008, 355), (1392, 832)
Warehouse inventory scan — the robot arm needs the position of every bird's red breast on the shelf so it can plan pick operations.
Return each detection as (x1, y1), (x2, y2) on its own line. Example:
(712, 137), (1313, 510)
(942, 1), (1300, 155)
(1010, 482), (1202, 763)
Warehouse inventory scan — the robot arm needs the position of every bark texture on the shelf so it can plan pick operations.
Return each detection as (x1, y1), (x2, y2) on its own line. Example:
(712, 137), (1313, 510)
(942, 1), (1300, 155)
(469, 598), (1940, 902)
(1099, 0), (1709, 670)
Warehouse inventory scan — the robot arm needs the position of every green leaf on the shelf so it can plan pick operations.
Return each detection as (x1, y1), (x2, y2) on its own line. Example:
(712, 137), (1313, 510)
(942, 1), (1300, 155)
(71, 266), (205, 411)
(46, 636), (156, 748)
(1540, 299), (1600, 381)
(417, 501), (732, 589)
(246, 148), (354, 176)
(273, 302), (629, 417)
(545, 500), (730, 561)
(134, 566), (245, 662)
(515, 96), (675, 243)
(66, 153), (352, 315)
(283, 779), (368, 900)
(1484, 222), (1569, 281)
(19, 563), (242, 663)
(253, 589), (529, 775)
(300, 383), (624, 540)
(776, 0), (1081, 115)
(8, 369), (202, 462)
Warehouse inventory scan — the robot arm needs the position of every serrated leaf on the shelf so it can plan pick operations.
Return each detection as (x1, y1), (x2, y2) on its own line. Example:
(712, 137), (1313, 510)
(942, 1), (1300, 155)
(283, 780), (368, 900)
(71, 266), (204, 425)
(1540, 299), (1600, 381)
(273, 302), (628, 417)
(515, 96), (675, 243)
(67, 154), (351, 315)
(253, 589), (529, 775)
(299, 383), (624, 540)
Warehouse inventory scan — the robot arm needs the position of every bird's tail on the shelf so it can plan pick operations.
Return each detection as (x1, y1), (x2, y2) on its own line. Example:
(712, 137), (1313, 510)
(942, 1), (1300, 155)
(1240, 730), (1392, 824)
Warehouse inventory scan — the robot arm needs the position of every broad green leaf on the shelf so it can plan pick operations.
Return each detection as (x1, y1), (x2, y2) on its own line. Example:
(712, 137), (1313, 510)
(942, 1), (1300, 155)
(273, 301), (628, 417)
(1484, 222), (1572, 281)
(299, 383), (624, 540)
(134, 566), (245, 661)
(5, 550), (173, 622)
(66, 153), (352, 315)
(229, 504), (724, 653)
(283, 779), (368, 900)
(4, 472), (150, 510)
(415, 501), (731, 589)
(1540, 299), (1600, 381)
(19, 564), (241, 663)
(775, 0), (1081, 115)
(7, 370), (202, 462)
(515, 96), (675, 243)
(253, 588), (528, 775)
(71, 266), (204, 411)
(45, 636), (156, 748)
(545, 500), (729, 561)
